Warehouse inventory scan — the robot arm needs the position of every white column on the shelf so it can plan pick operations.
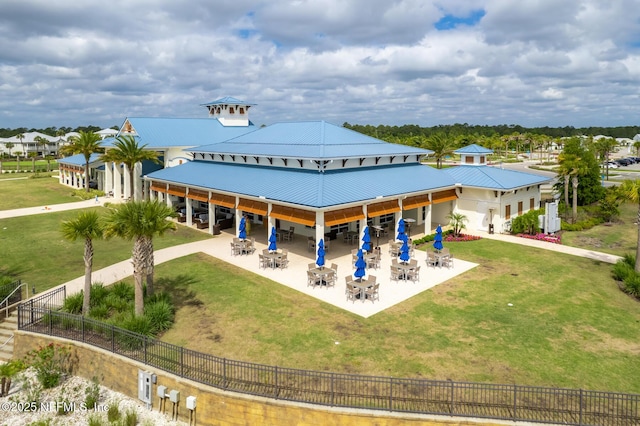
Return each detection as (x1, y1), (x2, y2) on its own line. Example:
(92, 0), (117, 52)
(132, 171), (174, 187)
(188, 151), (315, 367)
(105, 162), (113, 195)
(123, 166), (131, 199)
(424, 203), (433, 235)
(315, 211), (324, 244)
(208, 197), (215, 234)
(113, 164), (123, 198)
(186, 197), (193, 226)
(133, 162), (143, 200)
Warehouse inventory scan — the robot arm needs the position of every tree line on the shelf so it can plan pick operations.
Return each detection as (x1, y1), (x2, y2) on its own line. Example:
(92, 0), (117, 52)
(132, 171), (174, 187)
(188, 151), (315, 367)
(343, 123), (640, 140)
(0, 125), (118, 138)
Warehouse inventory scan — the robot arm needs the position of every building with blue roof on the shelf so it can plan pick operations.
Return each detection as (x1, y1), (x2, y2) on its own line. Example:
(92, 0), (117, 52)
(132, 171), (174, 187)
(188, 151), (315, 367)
(59, 97), (551, 240)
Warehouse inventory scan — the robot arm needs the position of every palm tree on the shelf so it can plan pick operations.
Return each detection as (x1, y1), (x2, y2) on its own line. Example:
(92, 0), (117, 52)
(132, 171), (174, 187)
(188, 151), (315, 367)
(446, 212), (468, 236)
(104, 201), (176, 315)
(28, 152), (37, 172)
(4, 142), (14, 157)
(15, 133), (24, 157)
(61, 131), (102, 192)
(44, 155), (54, 172)
(61, 211), (104, 315)
(557, 152), (586, 223)
(14, 151), (22, 172)
(101, 135), (160, 201)
(619, 180), (640, 273)
(34, 136), (49, 156)
(424, 133), (456, 168)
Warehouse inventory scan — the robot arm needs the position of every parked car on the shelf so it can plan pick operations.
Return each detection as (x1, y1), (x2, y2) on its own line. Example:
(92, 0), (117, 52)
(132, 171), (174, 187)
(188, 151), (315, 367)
(615, 158), (632, 166)
(604, 161), (619, 169)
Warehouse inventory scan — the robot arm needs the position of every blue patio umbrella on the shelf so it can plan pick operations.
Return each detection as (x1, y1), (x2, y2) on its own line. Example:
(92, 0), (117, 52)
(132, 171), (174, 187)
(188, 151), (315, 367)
(362, 226), (371, 252)
(268, 227), (278, 252)
(316, 239), (326, 268)
(399, 238), (411, 263)
(353, 248), (367, 281)
(238, 216), (247, 240)
(433, 224), (444, 251)
(396, 219), (405, 241)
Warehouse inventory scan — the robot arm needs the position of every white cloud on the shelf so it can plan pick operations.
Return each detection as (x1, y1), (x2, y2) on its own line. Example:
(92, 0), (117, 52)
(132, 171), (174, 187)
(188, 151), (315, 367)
(0, 0), (639, 129)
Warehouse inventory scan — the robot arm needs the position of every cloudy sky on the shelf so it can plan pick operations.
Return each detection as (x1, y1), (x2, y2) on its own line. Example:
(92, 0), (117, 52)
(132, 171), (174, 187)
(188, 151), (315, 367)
(1, 0), (639, 130)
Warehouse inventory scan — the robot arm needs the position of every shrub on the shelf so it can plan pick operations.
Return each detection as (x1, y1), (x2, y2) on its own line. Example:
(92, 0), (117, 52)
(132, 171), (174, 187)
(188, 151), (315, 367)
(511, 209), (543, 234)
(116, 312), (153, 335)
(89, 283), (109, 307)
(104, 292), (132, 312)
(24, 343), (72, 389)
(111, 281), (135, 301)
(88, 303), (109, 320)
(144, 299), (175, 334)
(84, 377), (101, 410)
(62, 292), (83, 314)
(107, 403), (121, 422)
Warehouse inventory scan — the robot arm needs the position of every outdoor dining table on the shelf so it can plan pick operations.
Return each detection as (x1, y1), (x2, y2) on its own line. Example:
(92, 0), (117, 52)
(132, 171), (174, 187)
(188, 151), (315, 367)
(350, 278), (373, 300)
(263, 251), (283, 269)
(396, 262), (416, 280)
(236, 240), (253, 255)
(310, 267), (335, 286)
(346, 231), (359, 244)
(363, 252), (378, 268)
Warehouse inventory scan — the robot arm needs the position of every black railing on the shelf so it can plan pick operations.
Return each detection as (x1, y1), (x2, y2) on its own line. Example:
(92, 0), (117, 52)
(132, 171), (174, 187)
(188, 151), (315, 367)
(0, 279), (24, 319)
(17, 296), (639, 426)
(17, 286), (66, 328)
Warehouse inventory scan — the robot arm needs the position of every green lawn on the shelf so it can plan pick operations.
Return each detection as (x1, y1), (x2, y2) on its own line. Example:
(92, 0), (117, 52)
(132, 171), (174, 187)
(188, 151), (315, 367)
(561, 201), (639, 257)
(1, 177), (640, 394)
(0, 208), (210, 292)
(143, 240), (640, 394)
(0, 176), (81, 209)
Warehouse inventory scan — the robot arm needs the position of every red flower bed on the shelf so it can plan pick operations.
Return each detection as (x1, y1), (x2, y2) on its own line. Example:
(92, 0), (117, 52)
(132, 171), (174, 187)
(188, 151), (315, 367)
(515, 233), (561, 244)
(444, 233), (482, 242)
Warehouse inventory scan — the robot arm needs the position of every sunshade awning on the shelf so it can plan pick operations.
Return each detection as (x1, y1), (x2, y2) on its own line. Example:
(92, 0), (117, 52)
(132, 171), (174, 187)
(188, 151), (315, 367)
(187, 189), (209, 202)
(270, 205), (316, 227)
(150, 182), (167, 193)
(431, 189), (457, 204)
(367, 200), (400, 217)
(167, 185), (186, 197)
(210, 193), (236, 209)
(238, 198), (268, 216)
(324, 206), (365, 227)
(403, 194), (431, 210)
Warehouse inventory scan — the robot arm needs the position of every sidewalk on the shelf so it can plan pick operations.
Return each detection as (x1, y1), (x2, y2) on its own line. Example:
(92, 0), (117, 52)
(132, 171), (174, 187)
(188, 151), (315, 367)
(0, 196), (120, 219)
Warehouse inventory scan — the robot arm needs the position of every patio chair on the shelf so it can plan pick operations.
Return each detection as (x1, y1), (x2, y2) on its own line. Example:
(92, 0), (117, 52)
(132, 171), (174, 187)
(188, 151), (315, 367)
(409, 259), (418, 268)
(441, 254), (453, 269)
(408, 265), (420, 283)
(258, 254), (267, 269)
(426, 251), (438, 268)
(368, 275), (377, 286)
(324, 239), (330, 252)
(277, 253), (289, 270)
(390, 265), (401, 282)
(364, 283), (380, 303)
(325, 271), (336, 289)
(307, 270), (320, 287)
(283, 226), (295, 242)
(331, 263), (338, 275)
(308, 263), (317, 270)
(230, 241), (241, 256)
(346, 283), (360, 302)
(307, 238), (315, 252)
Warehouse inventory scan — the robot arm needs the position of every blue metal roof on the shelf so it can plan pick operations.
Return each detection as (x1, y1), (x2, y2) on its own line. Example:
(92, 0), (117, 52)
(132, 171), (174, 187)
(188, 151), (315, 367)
(57, 153), (102, 166)
(454, 144), (493, 154)
(200, 96), (255, 106)
(146, 161), (455, 209)
(193, 121), (432, 159)
(444, 165), (551, 190)
(112, 117), (256, 149)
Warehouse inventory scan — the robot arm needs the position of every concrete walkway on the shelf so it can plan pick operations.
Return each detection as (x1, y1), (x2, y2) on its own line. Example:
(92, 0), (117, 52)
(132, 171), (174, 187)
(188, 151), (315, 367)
(1, 200), (623, 317)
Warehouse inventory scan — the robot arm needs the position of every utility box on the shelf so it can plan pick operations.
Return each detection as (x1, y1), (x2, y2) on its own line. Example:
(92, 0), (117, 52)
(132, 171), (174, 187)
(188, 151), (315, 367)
(138, 370), (153, 404)
(169, 390), (180, 403)
(543, 201), (561, 234)
(157, 385), (167, 399)
(186, 396), (196, 410)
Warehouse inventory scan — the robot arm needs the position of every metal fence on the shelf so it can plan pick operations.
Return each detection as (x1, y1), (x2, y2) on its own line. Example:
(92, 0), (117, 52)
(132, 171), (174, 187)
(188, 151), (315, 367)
(17, 292), (639, 426)
(0, 279), (24, 319)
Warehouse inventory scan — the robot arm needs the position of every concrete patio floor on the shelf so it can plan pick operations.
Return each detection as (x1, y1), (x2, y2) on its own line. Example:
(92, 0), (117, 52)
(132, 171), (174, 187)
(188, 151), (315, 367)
(196, 228), (478, 318)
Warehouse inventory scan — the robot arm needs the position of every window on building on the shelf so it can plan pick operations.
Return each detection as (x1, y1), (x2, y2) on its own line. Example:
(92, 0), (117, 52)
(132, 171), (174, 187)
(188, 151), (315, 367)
(330, 223), (350, 233)
(465, 156), (474, 164)
(505, 204), (511, 219)
(229, 107), (235, 114)
(239, 107), (245, 114)
(518, 201), (523, 216)
(378, 213), (395, 226)
(480, 155), (485, 164)
(530, 198), (535, 210)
